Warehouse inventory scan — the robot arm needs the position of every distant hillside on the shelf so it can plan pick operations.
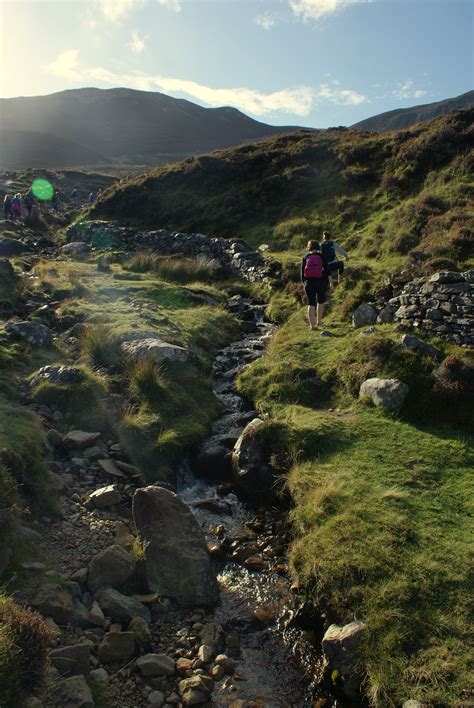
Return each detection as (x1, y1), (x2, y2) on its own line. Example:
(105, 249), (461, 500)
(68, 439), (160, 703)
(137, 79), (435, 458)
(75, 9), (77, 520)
(0, 87), (300, 169)
(352, 90), (474, 132)
(92, 108), (474, 277)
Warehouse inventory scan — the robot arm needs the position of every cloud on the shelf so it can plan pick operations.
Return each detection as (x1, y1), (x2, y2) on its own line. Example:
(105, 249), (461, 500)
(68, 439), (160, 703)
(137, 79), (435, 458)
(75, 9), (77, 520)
(317, 83), (366, 105)
(129, 30), (146, 53)
(393, 80), (427, 100)
(255, 13), (277, 30)
(47, 49), (81, 81)
(99, 0), (142, 23)
(289, 0), (371, 21)
(156, 0), (181, 12)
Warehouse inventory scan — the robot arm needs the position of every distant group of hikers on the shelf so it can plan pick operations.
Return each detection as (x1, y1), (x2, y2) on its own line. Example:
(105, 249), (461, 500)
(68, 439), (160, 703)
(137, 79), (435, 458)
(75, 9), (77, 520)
(3, 187), (98, 221)
(301, 230), (349, 330)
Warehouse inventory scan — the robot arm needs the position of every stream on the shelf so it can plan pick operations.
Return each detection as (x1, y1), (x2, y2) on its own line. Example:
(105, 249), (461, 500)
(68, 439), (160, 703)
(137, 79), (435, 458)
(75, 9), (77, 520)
(177, 297), (338, 708)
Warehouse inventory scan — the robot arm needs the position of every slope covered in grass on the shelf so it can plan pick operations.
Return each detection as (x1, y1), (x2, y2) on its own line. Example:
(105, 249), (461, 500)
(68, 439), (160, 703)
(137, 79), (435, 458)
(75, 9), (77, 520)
(237, 308), (473, 705)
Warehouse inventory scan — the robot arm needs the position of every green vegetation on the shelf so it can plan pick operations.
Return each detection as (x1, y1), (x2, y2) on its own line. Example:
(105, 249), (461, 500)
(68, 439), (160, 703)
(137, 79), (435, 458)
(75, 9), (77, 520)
(238, 307), (474, 705)
(0, 596), (53, 707)
(125, 252), (218, 283)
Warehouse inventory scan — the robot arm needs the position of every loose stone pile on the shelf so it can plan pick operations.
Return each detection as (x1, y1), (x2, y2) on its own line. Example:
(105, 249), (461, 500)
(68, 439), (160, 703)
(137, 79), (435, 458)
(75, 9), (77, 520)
(65, 220), (281, 285)
(386, 270), (474, 347)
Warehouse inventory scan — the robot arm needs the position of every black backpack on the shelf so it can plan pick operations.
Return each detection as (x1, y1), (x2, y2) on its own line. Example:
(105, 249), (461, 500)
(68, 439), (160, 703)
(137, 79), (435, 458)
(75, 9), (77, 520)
(322, 240), (336, 263)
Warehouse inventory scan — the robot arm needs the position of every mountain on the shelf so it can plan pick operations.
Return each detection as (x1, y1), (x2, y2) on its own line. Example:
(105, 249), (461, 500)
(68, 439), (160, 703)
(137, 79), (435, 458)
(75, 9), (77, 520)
(0, 87), (301, 170)
(352, 90), (474, 132)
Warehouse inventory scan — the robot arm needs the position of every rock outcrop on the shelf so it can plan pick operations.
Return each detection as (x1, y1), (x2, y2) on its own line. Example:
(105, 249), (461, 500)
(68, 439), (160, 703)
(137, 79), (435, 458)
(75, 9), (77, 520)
(132, 486), (220, 608)
(322, 621), (366, 699)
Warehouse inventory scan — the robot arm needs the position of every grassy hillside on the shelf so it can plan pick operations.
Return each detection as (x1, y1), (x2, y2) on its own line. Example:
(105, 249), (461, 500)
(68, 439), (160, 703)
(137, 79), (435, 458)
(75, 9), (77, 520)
(92, 108), (474, 279)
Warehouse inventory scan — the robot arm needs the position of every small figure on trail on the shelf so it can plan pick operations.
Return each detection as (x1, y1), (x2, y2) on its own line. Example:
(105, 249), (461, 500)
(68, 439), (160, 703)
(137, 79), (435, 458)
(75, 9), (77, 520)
(3, 194), (13, 220)
(301, 239), (333, 331)
(88, 191), (96, 203)
(51, 191), (60, 212)
(321, 231), (348, 284)
(11, 193), (22, 220)
(70, 187), (81, 205)
(24, 190), (35, 217)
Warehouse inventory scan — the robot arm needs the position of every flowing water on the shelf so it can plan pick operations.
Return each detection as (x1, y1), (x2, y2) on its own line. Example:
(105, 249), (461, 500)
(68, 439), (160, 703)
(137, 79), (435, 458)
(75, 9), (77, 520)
(177, 299), (339, 707)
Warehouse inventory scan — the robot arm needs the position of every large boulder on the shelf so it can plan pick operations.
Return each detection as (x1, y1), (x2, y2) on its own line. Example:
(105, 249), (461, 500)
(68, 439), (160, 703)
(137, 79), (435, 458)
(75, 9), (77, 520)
(30, 365), (85, 388)
(87, 545), (136, 593)
(132, 486), (219, 608)
(0, 238), (32, 257)
(87, 485), (122, 509)
(62, 242), (91, 257)
(400, 335), (442, 359)
(31, 583), (74, 624)
(49, 642), (91, 677)
(178, 675), (214, 705)
(322, 621), (366, 699)
(121, 336), (191, 364)
(5, 320), (52, 347)
(98, 631), (136, 664)
(94, 587), (151, 623)
(50, 675), (95, 707)
(231, 418), (274, 501)
(61, 430), (101, 450)
(352, 304), (378, 328)
(359, 378), (409, 412)
(136, 653), (175, 677)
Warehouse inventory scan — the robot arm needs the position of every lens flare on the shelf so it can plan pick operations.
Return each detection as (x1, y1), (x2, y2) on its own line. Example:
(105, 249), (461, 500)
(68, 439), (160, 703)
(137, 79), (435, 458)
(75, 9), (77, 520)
(32, 178), (54, 201)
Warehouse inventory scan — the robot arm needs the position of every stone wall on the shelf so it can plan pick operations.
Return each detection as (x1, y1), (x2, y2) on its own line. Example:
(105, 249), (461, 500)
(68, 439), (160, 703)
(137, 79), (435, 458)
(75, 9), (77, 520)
(66, 221), (280, 285)
(385, 270), (473, 348)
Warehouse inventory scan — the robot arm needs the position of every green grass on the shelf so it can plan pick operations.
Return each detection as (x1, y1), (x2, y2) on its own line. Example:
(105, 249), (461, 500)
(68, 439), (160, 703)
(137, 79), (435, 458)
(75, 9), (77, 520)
(237, 304), (474, 706)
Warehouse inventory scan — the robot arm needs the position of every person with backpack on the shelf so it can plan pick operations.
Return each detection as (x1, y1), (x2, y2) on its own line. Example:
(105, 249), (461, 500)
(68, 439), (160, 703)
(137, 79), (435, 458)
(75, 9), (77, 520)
(321, 230), (348, 283)
(24, 191), (35, 217)
(3, 194), (13, 220)
(11, 193), (22, 220)
(301, 240), (333, 330)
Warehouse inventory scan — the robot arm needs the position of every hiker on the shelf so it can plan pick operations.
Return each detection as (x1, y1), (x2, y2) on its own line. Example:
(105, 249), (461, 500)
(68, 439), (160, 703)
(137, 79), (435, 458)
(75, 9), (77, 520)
(24, 191), (35, 217)
(321, 230), (348, 283)
(70, 187), (80, 205)
(3, 194), (13, 220)
(51, 192), (60, 212)
(301, 239), (333, 330)
(88, 191), (96, 203)
(11, 193), (22, 220)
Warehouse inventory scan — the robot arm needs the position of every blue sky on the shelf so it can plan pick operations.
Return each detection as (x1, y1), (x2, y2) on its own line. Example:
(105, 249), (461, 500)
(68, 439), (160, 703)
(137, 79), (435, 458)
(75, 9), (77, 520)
(0, 0), (472, 127)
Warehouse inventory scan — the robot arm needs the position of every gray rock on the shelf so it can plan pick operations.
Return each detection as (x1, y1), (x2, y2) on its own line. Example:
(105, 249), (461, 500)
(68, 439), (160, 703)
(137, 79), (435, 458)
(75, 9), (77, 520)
(136, 653), (175, 677)
(376, 305), (394, 324)
(121, 337), (191, 364)
(94, 587), (151, 623)
(429, 271), (464, 284)
(62, 430), (101, 450)
(232, 418), (274, 501)
(97, 630), (135, 664)
(62, 242), (91, 257)
(322, 621), (366, 699)
(400, 335), (442, 359)
(89, 668), (109, 683)
(0, 237), (32, 257)
(31, 584), (74, 624)
(199, 622), (225, 655)
(97, 458), (127, 479)
(178, 675), (214, 705)
(70, 598), (95, 628)
(462, 269), (474, 284)
(132, 486), (219, 608)
(402, 702), (424, 708)
(87, 485), (122, 508)
(89, 600), (105, 627)
(5, 320), (52, 347)
(30, 365), (85, 388)
(88, 545), (136, 593)
(49, 643), (91, 677)
(49, 675), (95, 707)
(148, 690), (165, 706)
(352, 304), (377, 328)
(359, 378), (409, 412)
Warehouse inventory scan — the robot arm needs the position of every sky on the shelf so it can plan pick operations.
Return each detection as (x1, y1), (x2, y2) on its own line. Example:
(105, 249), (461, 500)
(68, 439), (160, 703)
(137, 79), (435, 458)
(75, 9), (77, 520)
(0, 0), (472, 128)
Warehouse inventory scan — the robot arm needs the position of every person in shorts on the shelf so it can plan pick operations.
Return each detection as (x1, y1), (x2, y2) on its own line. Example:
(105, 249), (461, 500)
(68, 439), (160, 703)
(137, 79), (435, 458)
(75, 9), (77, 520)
(301, 240), (333, 330)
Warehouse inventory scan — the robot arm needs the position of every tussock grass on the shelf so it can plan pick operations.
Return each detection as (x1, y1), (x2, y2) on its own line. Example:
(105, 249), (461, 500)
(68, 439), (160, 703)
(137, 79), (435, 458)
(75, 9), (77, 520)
(81, 324), (124, 370)
(0, 597), (54, 706)
(125, 252), (217, 284)
(128, 356), (167, 406)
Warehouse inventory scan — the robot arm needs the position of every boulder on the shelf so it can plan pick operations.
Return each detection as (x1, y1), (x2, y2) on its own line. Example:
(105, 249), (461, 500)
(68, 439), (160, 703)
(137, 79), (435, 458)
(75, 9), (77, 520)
(94, 587), (151, 623)
(128, 616), (152, 649)
(5, 320), (52, 347)
(400, 335), (442, 359)
(0, 238), (32, 257)
(97, 458), (127, 479)
(322, 621), (366, 699)
(62, 242), (91, 257)
(98, 630), (136, 664)
(376, 305), (395, 324)
(88, 545), (136, 593)
(194, 440), (232, 480)
(148, 690), (165, 706)
(49, 675), (95, 708)
(62, 430), (101, 450)
(136, 653), (175, 677)
(49, 642), (91, 677)
(352, 304), (378, 328)
(31, 583), (74, 624)
(199, 622), (225, 655)
(231, 418), (274, 501)
(87, 485), (122, 508)
(121, 337), (191, 364)
(359, 378), (409, 412)
(429, 271), (463, 284)
(178, 675), (214, 705)
(30, 365), (85, 388)
(132, 486), (219, 608)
